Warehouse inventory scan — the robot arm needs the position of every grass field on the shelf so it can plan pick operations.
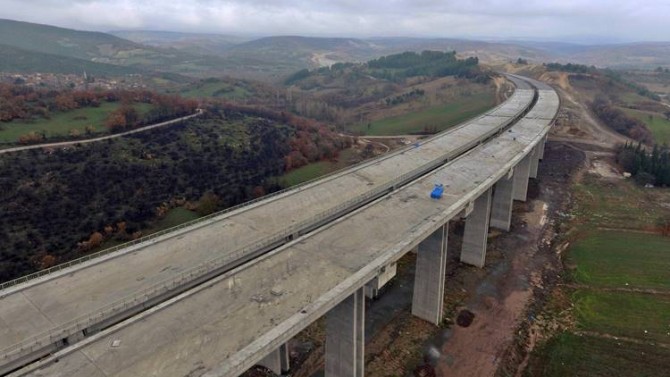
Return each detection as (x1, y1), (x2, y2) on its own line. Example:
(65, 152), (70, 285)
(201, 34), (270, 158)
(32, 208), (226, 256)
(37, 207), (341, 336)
(152, 207), (200, 231)
(279, 148), (358, 187)
(529, 171), (670, 377)
(621, 107), (670, 145)
(573, 290), (670, 343)
(355, 92), (495, 136)
(572, 176), (670, 231)
(0, 102), (153, 143)
(529, 332), (670, 377)
(180, 82), (250, 100)
(569, 231), (670, 290)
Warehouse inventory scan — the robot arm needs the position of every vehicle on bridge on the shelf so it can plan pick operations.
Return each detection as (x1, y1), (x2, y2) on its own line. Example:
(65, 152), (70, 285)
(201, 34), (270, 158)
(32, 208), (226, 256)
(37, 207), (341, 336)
(430, 183), (444, 199)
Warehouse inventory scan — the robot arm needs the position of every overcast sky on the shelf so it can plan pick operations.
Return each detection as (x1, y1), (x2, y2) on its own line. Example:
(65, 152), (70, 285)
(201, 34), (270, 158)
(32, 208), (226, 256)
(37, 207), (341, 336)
(1, 0), (669, 43)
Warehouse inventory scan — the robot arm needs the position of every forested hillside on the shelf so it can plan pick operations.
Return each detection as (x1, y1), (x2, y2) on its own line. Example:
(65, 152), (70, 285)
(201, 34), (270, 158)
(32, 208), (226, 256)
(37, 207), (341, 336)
(0, 44), (142, 76)
(0, 104), (348, 282)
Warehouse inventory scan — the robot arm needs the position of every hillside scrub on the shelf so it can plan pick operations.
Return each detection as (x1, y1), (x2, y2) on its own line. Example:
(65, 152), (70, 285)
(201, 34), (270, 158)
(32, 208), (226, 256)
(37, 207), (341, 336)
(0, 103), (348, 283)
(590, 96), (653, 143)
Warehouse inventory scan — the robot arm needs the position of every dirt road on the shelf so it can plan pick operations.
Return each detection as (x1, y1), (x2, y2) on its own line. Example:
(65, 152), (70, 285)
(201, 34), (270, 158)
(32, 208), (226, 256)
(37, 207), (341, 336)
(427, 142), (584, 377)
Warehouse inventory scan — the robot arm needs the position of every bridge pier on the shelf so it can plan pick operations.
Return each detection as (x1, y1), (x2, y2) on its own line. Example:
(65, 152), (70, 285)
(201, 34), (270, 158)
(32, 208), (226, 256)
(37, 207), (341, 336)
(325, 287), (365, 377)
(538, 135), (546, 160)
(513, 153), (532, 201)
(411, 223), (448, 325)
(258, 344), (290, 375)
(530, 146), (540, 179)
(490, 173), (515, 232)
(460, 188), (492, 268)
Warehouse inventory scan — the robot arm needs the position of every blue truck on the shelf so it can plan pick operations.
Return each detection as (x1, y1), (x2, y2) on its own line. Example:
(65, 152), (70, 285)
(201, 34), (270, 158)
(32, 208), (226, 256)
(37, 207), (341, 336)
(430, 184), (444, 199)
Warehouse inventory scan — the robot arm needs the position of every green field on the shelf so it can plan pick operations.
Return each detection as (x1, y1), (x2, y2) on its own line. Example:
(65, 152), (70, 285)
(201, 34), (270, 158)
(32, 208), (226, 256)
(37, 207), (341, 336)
(622, 107), (670, 145)
(279, 148), (358, 187)
(573, 290), (670, 343)
(356, 92), (495, 136)
(180, 81), (250, 100)
(529, 172), (670, 377)
(152, 207), (200, 232)
(0, 102), (153, 143)
(529, 332), (670, 377)
(569, 231), (670, 289)
(572, 177), (670, 231)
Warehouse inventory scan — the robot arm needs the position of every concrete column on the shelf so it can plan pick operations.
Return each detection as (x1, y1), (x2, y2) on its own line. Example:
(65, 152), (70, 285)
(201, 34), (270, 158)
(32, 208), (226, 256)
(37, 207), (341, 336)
(538, 135), (546, 160)
(513, 153), (532, 202)
(490, 176), (514, 232)
(460, 188), (492, 268)
(411, 223), (448, 325)
(326, 288), (365, 377)
(530, 146), (540, 179)
(258, 344), (290, 375)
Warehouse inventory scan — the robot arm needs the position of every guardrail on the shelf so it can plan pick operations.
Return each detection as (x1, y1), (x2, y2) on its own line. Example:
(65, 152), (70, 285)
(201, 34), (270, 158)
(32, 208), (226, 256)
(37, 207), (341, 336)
(0, 85), (529, 293)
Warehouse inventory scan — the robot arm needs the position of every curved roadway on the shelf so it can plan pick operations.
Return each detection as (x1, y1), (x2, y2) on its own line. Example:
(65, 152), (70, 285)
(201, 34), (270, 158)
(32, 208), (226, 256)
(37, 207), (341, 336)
(1, 76), (537, 375)
(14, 75), (560, 377)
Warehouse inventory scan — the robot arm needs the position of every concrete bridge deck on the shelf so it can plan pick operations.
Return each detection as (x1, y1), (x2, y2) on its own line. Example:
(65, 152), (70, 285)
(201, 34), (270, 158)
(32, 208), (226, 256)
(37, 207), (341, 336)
(17, 81), (559, 377)
(0, 77), (535, 372)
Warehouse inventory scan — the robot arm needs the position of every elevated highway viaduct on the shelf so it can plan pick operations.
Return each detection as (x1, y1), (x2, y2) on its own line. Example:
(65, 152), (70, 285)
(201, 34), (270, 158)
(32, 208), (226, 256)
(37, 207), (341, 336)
(0, 75), (557, 376)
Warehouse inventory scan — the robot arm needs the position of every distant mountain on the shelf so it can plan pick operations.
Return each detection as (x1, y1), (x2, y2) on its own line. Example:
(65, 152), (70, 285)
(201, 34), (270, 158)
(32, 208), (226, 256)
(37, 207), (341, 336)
(225, 35), (551, 66)
(3, 18), (670, 82)
(0, 43), (142, 75)
(0, 19), (232, 77)
(0, 19), (141, 61)
(566, 42), (670, 69)
(498, 40), (594, 56)
(365, 37), (552, 63)
(109, 30), (252, 56)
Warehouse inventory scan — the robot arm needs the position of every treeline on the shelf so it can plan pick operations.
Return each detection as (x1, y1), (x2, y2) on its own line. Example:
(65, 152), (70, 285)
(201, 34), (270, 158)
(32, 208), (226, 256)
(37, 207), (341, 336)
(385, 89), (425, 106)
(104, 95), (198, 132)
(367, 51), (485, 82)
(616, 143), (670, 186)
(0, 82), (198, 133)
(590, 95), (653, 143)
(284, 50), (488, 87)
(0, 103), (347, 283)
(545, 62), (596, 74)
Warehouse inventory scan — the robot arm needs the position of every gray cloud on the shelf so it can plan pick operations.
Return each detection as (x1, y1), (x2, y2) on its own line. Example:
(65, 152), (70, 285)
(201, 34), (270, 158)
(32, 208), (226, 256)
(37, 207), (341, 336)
(1, 0), (669, 42)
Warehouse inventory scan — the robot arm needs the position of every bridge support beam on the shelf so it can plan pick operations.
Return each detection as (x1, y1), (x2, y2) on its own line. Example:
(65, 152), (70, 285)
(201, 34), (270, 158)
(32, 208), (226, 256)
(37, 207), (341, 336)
(365, 262), (397, 299)
(530, 146), (540, 179)
(411, 223), (448, 325)
(258, 344), (290, 375)
(513, 153), (532, 202)
(490, 175), (514, 232)
(538, 135), (547, 160)
(460, 188), (492, 268)
(326, 287), (365, 377)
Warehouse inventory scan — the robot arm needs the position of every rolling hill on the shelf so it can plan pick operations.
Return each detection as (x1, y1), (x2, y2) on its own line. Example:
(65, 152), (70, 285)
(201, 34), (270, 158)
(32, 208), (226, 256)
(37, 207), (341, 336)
(3, 18), (670, 82)
(0, 19), (231, 77)
(109, 30), (251, 56)
(0, 18), (142, 60)
(0, 43), (142, 75)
